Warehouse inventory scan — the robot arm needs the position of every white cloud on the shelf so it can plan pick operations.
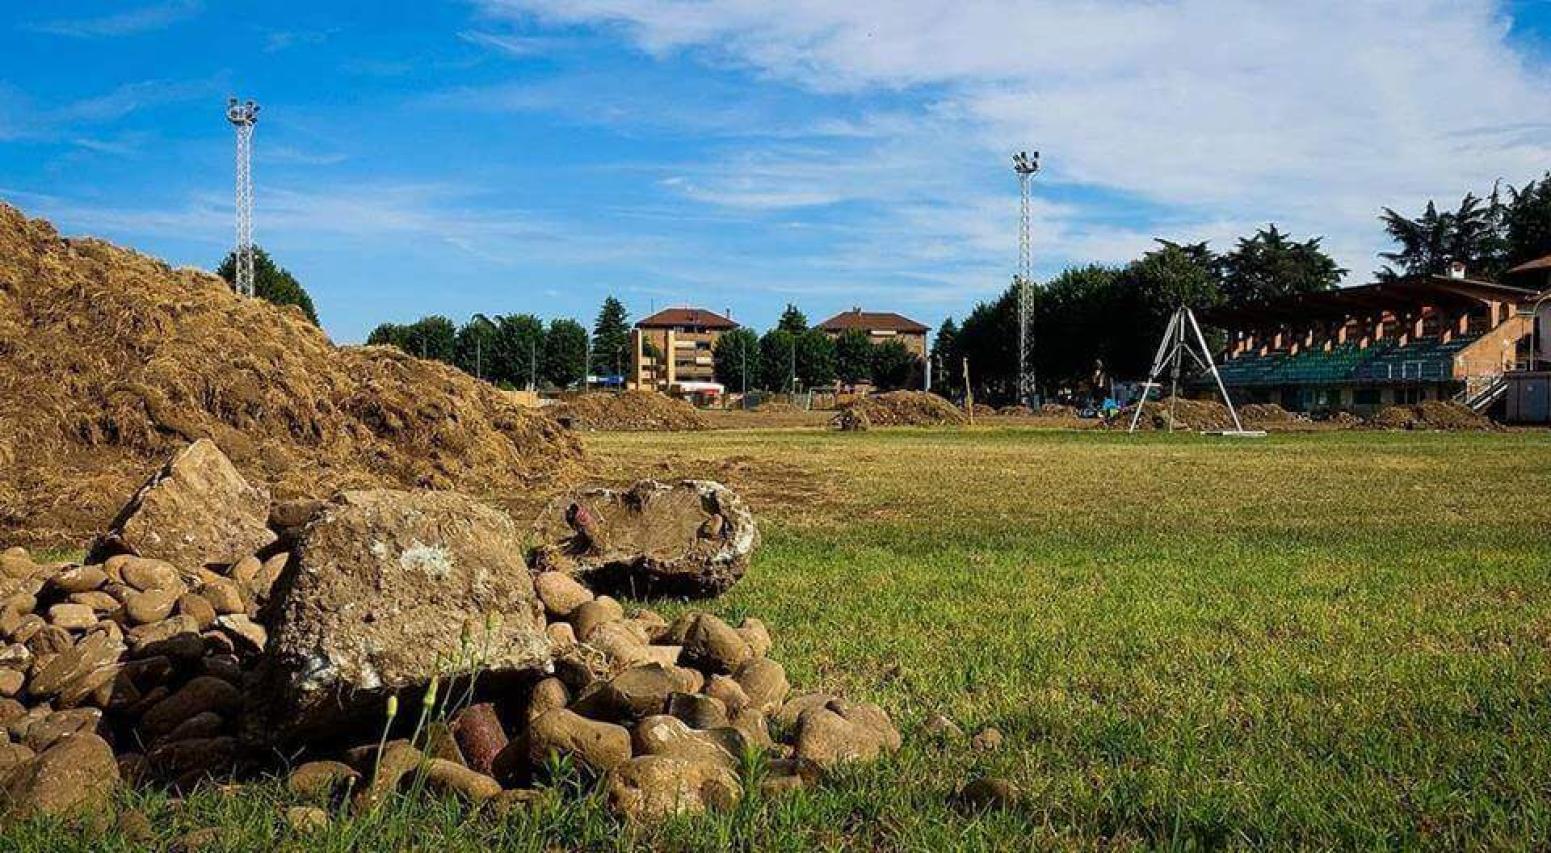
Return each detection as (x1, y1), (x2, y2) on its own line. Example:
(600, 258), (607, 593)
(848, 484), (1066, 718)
(478, 0), (1551, 283)
(28, 0), (203, 38)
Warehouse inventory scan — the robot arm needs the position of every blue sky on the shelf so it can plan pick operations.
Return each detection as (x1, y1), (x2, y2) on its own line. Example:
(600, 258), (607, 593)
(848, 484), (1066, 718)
(3, 1), (1550, 343)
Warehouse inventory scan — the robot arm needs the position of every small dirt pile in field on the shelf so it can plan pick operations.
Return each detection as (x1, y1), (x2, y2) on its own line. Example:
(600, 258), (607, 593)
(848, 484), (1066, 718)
(971, 403), (997, 418)
(1117, 398), (1240, 431)
(549, 391), (707, 432)
(748, 401), (802, 414)
(0, 202), (581, 547)
(1239, 403), (1297, 424)
(996, 404), (1032, 417)
(1035, 403), (1079, 418)
(0, 441), (900, 832)
(1372, 401), (1495, 431)
(832, 391), (967, 431)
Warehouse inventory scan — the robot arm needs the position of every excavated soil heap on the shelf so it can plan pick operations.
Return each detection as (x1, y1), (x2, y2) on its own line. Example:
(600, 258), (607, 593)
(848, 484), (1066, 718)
(834, 391), (968, 429)
(0, 202), (582, 547)
(549, 391), (708, 432)
(1238, 403), (1297, 423)
(1371, 401), (1495, 431)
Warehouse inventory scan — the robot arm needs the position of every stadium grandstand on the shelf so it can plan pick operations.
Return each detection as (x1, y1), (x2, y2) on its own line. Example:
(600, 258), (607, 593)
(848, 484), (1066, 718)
(1198, 264), (1539, 415)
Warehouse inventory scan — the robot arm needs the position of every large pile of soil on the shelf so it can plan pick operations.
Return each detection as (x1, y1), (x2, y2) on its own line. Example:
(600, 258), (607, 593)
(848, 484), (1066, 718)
(0, 202), (582, 546)
(1120, 398), (1311, 431)
(1238, 403), (1297, 423)
(833, 391), (967, 430)
(1371, 401), (1496, 431)
(549, 390), (708, 432)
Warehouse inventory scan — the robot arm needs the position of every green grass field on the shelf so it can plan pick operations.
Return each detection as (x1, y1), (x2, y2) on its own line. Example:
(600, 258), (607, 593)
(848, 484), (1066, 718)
(15, 428), (1551, 850)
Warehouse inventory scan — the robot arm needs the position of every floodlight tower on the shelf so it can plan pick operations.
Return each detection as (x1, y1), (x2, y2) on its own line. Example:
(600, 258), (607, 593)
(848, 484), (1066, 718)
(1012, 150), (1040, 406)
(226, 97), (260, 297)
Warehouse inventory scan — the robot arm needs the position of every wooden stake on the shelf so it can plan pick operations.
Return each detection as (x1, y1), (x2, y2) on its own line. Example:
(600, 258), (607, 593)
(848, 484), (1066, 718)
(962, 357), (974, 425)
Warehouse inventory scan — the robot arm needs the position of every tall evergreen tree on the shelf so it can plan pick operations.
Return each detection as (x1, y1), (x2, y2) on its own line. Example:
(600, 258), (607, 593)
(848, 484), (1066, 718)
(217, 246), (319, 324)
(591, 296), (631, 379)
(776, 304), (808, 334)
(928, 319), (959, 396)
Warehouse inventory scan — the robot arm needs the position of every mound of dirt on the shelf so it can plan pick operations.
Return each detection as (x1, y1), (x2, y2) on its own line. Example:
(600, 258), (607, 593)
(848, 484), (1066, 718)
(971, 403), (997, 418)
(749, 401), (802, 413)
(1117, 398), (1231, 431)
(549, 391), (708, 432)
(0, 202), (582, 546)
(1372, 401), (1495, 431)
(833, 391), (967, 430)
(996, 404), (1032, 417)
(1239, 403), (1297, 423)
(1035, 403), (1079, 418)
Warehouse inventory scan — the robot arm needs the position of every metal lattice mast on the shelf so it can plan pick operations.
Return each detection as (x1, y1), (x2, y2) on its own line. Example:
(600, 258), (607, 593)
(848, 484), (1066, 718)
(226, 97), (260, 297)
(1012, 150), (1040, 406)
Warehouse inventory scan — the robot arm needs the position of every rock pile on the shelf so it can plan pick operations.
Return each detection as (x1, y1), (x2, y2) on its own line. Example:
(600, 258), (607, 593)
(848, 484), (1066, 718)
(0, 440), (900, 830)
(549, 391), (709, 432)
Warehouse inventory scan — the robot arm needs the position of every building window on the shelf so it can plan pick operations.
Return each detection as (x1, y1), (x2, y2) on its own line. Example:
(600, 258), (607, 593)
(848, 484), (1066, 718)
(1354, 388), (1380, 406)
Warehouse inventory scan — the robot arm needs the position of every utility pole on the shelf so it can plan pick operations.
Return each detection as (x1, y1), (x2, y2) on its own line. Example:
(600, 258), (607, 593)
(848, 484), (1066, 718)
(226, 97), (260, 297)
(529, 338), (537, 391)
(1012, 150), (1040, 407)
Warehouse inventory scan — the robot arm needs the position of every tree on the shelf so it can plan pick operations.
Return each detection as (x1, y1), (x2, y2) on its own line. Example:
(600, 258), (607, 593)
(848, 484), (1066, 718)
(591, 297), (631, 379)
(712, 328), (760, 392)
(454, 314), (500, 379)
(494, 314), (546, 389)
(835, 329), (875, 386)
(1219, 225), (1344, 310)
(794, 330), (837, 387)
(777, 304), (808, 334)
(870, 339), (917, 390)
(928, 319), (959, 396)
(1378, 193), (1505, 280)
(366, 322), (411, 350)
(217, 246), (319, 325)
(543, 318), (589, 389)
(1504, 173), (1551, 269)
(758, 329), (797, 392)
(373, 315), (456, 363)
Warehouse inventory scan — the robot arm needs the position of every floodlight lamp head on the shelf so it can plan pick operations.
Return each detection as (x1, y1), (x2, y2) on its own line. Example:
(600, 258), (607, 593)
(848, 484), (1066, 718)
(1012, 150), (1041, 176)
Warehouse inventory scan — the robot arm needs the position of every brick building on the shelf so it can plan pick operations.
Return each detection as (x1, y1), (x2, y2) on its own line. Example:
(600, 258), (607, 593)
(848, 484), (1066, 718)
(815, 308), (929, 357)
(629, 307), (738, 393)
(1201, 269), (1537, 414)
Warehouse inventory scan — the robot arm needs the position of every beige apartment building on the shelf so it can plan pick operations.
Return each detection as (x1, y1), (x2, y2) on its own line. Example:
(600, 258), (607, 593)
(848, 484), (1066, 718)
(630, 307), (738, 392)
(815, 308), (930, 357)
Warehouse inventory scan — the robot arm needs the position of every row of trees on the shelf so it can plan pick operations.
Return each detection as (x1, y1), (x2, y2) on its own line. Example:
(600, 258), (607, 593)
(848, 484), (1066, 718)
(365, 297), (634, 391)
(1378, 172), (1551, 280)
(931, 226), (1344, 403)
(708, 305), (922, 393)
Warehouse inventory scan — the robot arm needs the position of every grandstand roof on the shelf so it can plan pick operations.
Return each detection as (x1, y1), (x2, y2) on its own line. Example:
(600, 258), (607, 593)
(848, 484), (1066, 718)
(1201, 274), (1536, 328)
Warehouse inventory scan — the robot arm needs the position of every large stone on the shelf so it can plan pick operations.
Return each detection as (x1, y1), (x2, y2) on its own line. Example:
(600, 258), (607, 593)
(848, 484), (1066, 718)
(449, 703), (507, 775)
(681, 614), (753, 675)
(531, 480), (759, 597)
(89, 439), (276, 569)
(605, 755), (742, 822)
(733, 658), (789, 714)
(630, 714), (746, 770)
(261, 490), (549, 741)
(1, 732), (120, 825)
(512, 708), (631, 777)
(793, 699), (902, 769)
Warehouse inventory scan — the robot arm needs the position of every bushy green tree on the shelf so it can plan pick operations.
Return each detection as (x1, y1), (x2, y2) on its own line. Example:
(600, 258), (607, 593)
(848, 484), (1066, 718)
(759, 329), (797, 392)
(217, 246), (319, 325)
(1504, 173), (1551, 269)
(591, 296), (631, 379)
(369, 315), (457, 363)
(712, 328), (760, 391)
(495, 314), (546, 389)
(835, 328), (874, 386)
(794, 329), (837, 387)
(543, 318), (589, 389)
(869, 339), (917, 390)
(454, 314), (500, 379)
(1220, 225), (1344, 310)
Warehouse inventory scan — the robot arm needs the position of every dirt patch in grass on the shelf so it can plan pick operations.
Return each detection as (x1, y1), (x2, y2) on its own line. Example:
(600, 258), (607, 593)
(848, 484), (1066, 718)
(0, 202), (581, 547)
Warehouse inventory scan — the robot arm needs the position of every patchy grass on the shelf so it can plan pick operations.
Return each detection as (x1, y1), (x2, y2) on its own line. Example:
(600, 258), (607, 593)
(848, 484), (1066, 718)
(14, 428), (1551, 849)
